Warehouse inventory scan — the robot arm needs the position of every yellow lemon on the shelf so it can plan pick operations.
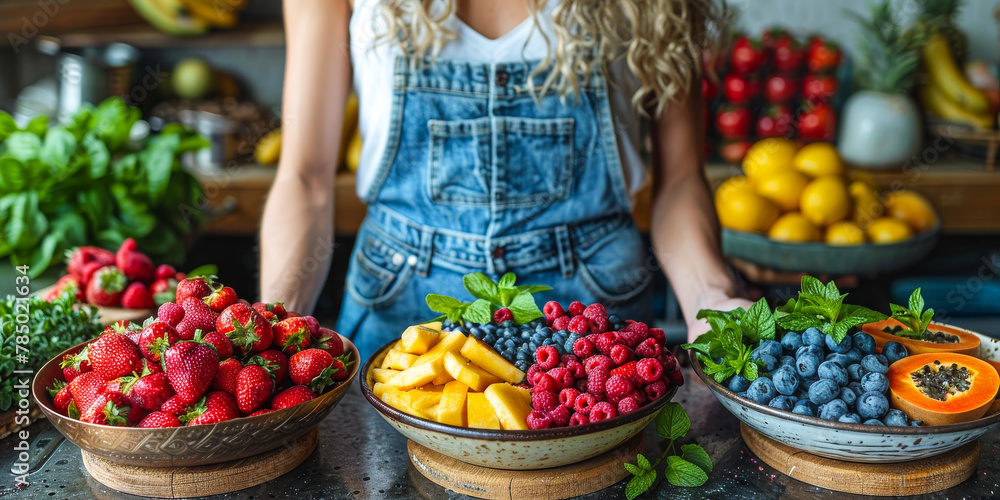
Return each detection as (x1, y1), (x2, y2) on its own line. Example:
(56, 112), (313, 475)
(825, 221), (866, 246)
(755, 169), (809, 212)
(793, 142), (844, 178)
(768, 212), (821, 243)
(799, 175), (851, 227)
(847, 170), (878, 191)
(866, 217), (914, 244)
(715, 189), (780, 233)
(715, 175), (755, 200)
(883, 190), (938, 233)
(742, 138), (797, 183)
(254, 128), (281, 165)
(848, 181), (884, 228)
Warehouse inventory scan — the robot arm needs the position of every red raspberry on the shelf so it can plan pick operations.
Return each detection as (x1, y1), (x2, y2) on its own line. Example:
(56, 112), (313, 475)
(620, 321), (649, 347)
(549, 405), (570, 427)
(604, 375), (634, 399)
(618, 396), (640, 415)
(582, 303), (607, 322)
(636, 358), (664, 384)
(531, 390), (559, 412)
(573, 393), (597, 415)
(569, 413), (589, 426)
(589, 401), (617, 422)
(609, 344), (634, 365)
(558, 388), (579, 409)
(635, 338), (662, 358)
(526, 410), (553, 429)
(586, 367), (609, 397)
(594, 332), (620, 356)
(565, 360), (586, 380)
(643, 379), (668, 401)
(589, 316), (610, 334)
(668, 369), (685, 388)
(611, 361), (641, 385)
(630, 389), (648, 406)
(526, 364), (545, 386)
(560, 354), (579, 366)
(572, 338), (595, 358)
(567, 316), (590, 334)
(533, 373), (559, 393)
(568, 301), (585, 316)
(551, 315), (571, 331)
(648, 328), (666, 345)
(547, 367), (574, 389)
(659, 352), (678, 373)
(543, 301), (566, 322)
(584, 355), (613, 375)
(493, 307), (513, 324)
(535, 345), (559, 370)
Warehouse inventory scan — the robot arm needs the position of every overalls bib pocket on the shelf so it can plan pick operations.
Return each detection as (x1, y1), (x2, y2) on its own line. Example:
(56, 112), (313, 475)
(575, 221), (652, 306)
(345, 227), (414, 309)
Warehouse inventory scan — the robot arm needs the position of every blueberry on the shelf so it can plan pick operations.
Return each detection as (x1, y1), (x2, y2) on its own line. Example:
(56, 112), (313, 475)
(808, 379), (840, 405)
(825, 334), (852, 354)
(840, 386), (858, 408)
(539, 327), (553, 336)
(505, 338), (516, 349)
(852, 332), (877, 355)
(796, 353), (821, 379)
(493, 340), (505, 351)
(483, 334), (497, 345)
(469, 327), (482, 339)
(910, 420), (923, 427)
(861, 354), (889, 374)
(737, 391), (748, 398)
(825, 353), (853, 368)
(863, 419), (886, 426)
(802, 327), (825, 346)
(792, 400), (818, 417)
(883, 341), (909, 365)
(884, 409), (909, 427)
(514, 359), (530, 372)
(608, 314), (622, 325)
(780, 355), (796, 368)
(796, 344), (824, 361)
(781, 331), (803, 353)
(728, 374), (753, 393)
(758, 354), (779, 372)
(772, 365), (801, 396)
(860, 372), (889, 394)
(838, 412), (862, 424)
(818, 361), (849, 386)
(819, 398), (849, 420)
(857, 391), (890, 420)
(847, 381), (863, 395)
(801, 377), (818, 391)
(528, 342), (539, 353)
(769, 395), (797, 411)
(516, 350), (527, 361)
(501, 320), (514, 328)
(521, 330), (532, 340)
(483, 323), (497, 333)
(746, 378), (778, 405)
(563, 337), (578, 354)
(757, 340), (783, 359)
(845, 347), (865, 363)
(847, 363), (865, 382)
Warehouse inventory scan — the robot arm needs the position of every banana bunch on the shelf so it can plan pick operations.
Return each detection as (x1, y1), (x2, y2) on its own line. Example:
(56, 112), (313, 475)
(128, 0), (247, 35)
(918, 35), (996, 129)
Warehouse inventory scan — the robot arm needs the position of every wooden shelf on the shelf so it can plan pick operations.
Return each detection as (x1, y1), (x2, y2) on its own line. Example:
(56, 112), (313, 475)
(54, 22), (284, 49)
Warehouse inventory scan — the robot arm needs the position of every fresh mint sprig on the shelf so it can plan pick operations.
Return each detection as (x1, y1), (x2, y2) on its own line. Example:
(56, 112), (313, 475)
(624, 402), (712, 499)
(425, 272), (552, 326)
(773, 276), (886, 344)
(681, 297), (774, 383)
(888, 288), (934, 339)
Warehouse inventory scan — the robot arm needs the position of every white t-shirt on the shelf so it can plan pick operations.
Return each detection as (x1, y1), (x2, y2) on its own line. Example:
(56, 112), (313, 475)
(349, 0), (647, 200)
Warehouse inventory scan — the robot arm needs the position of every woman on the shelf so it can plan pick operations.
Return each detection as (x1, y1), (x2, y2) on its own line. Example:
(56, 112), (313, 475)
(261, 0), (750, 356)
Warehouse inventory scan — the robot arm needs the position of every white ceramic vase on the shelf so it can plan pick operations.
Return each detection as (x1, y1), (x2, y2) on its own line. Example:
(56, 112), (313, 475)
(837, 90), (922, 168)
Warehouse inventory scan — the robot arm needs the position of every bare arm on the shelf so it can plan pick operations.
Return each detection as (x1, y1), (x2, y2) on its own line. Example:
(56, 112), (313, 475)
(648, 91), (750, 342)
(259, 0), (352, 313)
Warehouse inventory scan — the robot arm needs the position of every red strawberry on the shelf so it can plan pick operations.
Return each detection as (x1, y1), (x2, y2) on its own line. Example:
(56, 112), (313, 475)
(175, 276), (213, 304)
(216, 303), (273, 355)
(85, 266), (127, 307)
(154, 264), (176, 281)
(252, 302), (288, 320)
(271, 385), (315, 410)
(181, 391), (240, 425)
(60, 348), (92, 382)
(163, 341), (219, 404)
(138, 411), (182, 428)
(203, 286), (238, 313)
(79, 260), (107, 288)
(329, 355), (352, 381)
(115, 239), (154, 283)
(248, 350), (288, 384)
(53, 385), (73, 415)
(121, 282), (154, 309)
(187, 406), (234, 426)
(288, 349), (340, 392)
(141, 358), (163, 374)
(104, 375), (137, 401)
(212, 358), (242, 395)
(176, 296), (217, 340)
(157, 302), (185, 327)
(200, 330), (233, 360)
(312, 327), (344, 357)
(45, 275), (84, 302)
(205, 390), (239, 414)
(271, 317), (315, 354)
(81, 393), (139, 426)
(130, 372), (175, 411)
(492, 307), (513, 324)
(249, 409), (275, 417)
(236, 365), (274, 414)
(160, 395), (187, 416)
(88, 334), (142, 379)
(150, 278), (177, 305)
(138, 321), (179, 362)
(66, 246), (115, 278)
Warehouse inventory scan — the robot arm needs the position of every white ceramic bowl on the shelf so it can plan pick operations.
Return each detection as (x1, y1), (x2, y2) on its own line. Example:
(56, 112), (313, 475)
(361, 340), (677, 470)
(691, 352), (1000, 463)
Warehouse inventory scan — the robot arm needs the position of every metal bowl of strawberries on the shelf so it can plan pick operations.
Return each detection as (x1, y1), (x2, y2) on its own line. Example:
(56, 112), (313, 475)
(31, 281), (359, 468)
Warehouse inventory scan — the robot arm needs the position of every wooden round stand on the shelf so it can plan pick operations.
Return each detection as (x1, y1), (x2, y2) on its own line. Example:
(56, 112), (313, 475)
(741, 424), (979, 496)
(407, 433), (644, 500)
(82, 428), (318, 498)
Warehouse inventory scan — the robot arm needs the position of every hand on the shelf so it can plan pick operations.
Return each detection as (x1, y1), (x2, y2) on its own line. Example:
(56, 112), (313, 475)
(685, 293), (754, 343)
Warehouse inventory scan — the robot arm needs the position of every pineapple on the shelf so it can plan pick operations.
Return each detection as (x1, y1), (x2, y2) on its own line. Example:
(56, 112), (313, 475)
(911, 0), (968, 64)
(849, 1), (922, 93)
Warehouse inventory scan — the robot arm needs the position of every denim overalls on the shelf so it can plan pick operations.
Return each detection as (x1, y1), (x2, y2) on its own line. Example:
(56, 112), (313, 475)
(336, 57), (653, 356)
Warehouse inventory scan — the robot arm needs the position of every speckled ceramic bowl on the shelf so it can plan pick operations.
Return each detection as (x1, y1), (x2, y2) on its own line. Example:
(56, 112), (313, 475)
(361, 340), (677, 470)
(972, 331), (1000, 416)
(691, 352), (1000, 463)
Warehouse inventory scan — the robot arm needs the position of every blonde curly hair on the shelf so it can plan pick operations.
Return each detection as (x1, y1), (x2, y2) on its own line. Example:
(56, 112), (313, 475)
(375, 0), (720, 117)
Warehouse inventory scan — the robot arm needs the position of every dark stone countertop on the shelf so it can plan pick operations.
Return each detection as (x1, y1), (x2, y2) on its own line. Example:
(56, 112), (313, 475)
(2, 366), (998, 500)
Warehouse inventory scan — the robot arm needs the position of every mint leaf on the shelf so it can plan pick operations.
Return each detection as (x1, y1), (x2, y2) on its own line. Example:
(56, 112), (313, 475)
(800, 275), (830, 298)
(498, 272), (516, 289)
(909, 287), (924, 313)
(742, 297), (775, 342)
(774, 311), (823, 331)
(508, 290), (543, 324)
(656, 402), (691, 440)
(463, 273), (498, 303)
(681, 444), (713, 473)
(776, 297), (797, 314)
(463, 298), (493, 325)
(426, 294), (461, 312)
(742, 358), (759, 380)
(624, 463), (644, 476)
(665, 456), (709, 487)
(625, 468), (656, 500)
(636, 453), (653, 471)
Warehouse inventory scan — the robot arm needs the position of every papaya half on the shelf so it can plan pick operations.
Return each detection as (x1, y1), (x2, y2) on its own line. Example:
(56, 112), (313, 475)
(888, 352), (999, 426)
(863, 319), (980, 356)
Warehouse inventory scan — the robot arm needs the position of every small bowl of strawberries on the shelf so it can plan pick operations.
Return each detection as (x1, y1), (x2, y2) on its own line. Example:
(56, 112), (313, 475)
(32, 276), (359, 467)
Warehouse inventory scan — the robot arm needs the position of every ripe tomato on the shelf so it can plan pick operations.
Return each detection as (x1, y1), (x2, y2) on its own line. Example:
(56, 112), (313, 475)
(756, 104), (794, 138)
(772, 35), (804, 73)
(715, 105), (752, 139)
(702, 77), (718, 102)
(802, 73), (838, 103)
(718, 140), (754, 164)
(763, 74), (799, 104)
(761, 27), (787, 49)
(730, 36), (766, 75)
(807, 38), (841, 73)
(797, 101), (836, 140)
(723, 73), (759, 104)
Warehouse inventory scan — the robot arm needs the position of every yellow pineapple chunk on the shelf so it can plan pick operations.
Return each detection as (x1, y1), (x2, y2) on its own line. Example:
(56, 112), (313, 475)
(436, 381), (469, 427)
(431, 373), (453, 385)
(421, 321), (443, 331)
(467, 392), (501, 429)
(511, 385), (531, 406)
(373, 368), (400, 384)
(386, 356), (446, 390)
(460, 337), (525, 384)
(381, 391), (433, 420)
(400, 325), (440, 354)
(443, 351), (501, 392)
(414, 331), (467, 366)
(402, 388), (443, 409)
(484, 383), (532, 431)
(382, 349), (419, 371)
(372, 382), (394, 399)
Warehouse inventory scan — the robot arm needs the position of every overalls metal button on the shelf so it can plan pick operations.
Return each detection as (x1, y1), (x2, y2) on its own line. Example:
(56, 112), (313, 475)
(495, 70), (508, 86)
(491, 247), (504, 258)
